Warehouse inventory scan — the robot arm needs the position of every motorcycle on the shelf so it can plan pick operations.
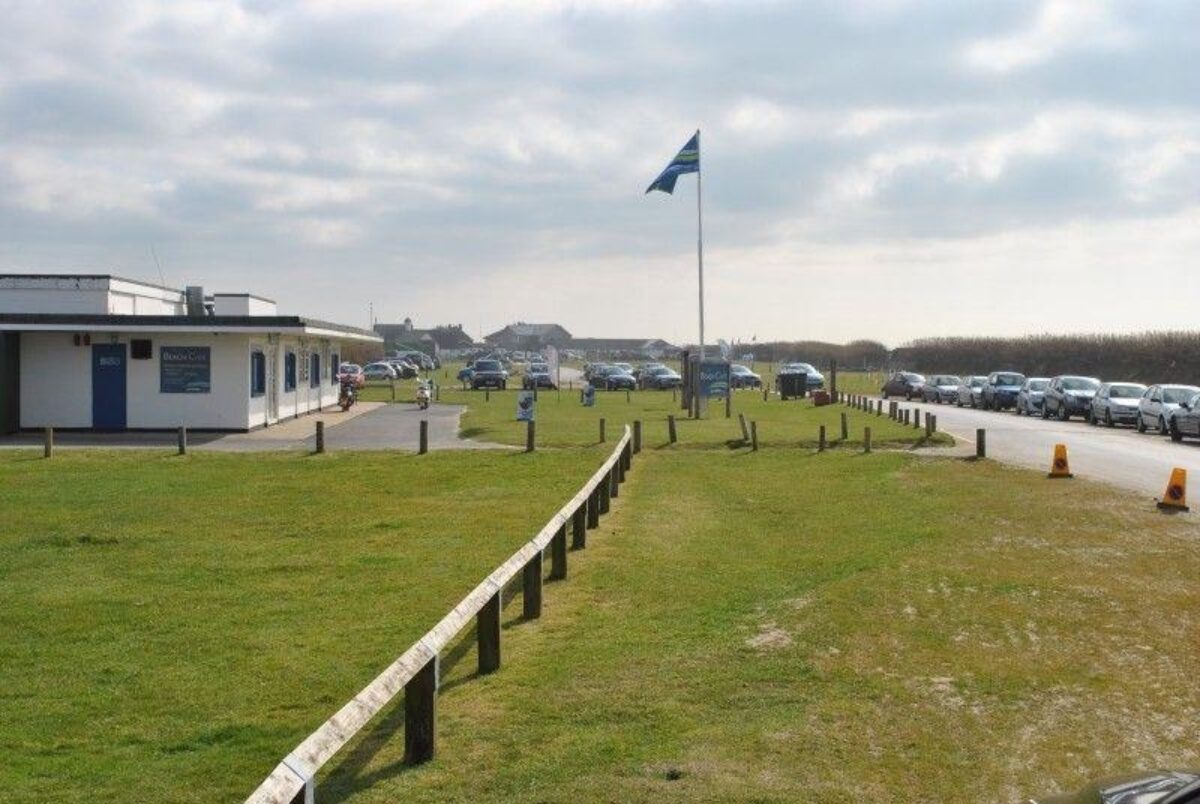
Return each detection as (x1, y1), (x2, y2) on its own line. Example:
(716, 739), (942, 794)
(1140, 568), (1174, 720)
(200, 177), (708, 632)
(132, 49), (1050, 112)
(338, 378), (357, 411)
(416, 382), (432, 411)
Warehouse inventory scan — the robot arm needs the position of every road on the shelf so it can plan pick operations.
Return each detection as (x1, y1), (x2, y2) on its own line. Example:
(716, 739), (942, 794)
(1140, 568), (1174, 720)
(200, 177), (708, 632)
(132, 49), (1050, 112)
(880, 396), (1200, 499)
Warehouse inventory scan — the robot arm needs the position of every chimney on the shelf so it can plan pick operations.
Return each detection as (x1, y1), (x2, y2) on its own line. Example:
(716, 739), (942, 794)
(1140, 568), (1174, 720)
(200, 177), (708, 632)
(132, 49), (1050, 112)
(185, 286), (207, 317)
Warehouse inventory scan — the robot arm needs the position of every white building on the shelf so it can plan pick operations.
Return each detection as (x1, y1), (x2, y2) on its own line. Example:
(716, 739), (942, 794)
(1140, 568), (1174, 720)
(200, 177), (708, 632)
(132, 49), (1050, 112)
(0, 274), (381, 433)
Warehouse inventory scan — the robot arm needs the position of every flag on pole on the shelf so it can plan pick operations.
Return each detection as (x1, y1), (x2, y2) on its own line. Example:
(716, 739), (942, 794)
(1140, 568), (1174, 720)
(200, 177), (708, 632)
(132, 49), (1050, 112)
(645, 131), (699, 194)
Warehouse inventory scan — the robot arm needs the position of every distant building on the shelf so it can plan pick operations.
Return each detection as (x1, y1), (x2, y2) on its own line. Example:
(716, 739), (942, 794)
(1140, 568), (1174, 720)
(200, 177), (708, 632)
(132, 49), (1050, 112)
(484, 323), (573, 351)
(374, 319), (475, 357)
(569, 338), (680, 359)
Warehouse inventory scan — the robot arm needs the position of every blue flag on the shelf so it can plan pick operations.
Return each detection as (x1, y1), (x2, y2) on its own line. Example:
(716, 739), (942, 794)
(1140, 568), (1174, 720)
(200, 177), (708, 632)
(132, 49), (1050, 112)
(645, 131), (699, 194)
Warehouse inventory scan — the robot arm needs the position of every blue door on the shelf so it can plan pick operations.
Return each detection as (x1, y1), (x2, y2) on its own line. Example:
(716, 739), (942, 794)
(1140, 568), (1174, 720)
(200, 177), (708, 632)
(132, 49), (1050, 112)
(92, 343), (127, 430)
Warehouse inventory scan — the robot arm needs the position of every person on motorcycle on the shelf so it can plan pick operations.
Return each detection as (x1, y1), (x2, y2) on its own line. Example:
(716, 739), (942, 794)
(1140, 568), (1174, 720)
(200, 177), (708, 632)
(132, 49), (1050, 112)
(416, 381), (432, 410)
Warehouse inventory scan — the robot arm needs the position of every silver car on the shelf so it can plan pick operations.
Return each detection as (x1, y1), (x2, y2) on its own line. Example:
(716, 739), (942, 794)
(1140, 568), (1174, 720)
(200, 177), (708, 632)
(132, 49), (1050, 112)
(956, 375), (987, 407)
(1014, 377), (1050, 416)
(1136, 384), (1200, 434)
(1088, 382), (1146, 427)
(920, 374), (961, 403)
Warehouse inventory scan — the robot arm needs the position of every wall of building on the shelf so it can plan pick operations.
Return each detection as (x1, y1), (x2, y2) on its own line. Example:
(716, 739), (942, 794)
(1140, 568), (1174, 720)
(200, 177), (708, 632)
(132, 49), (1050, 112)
(0, 276), (185, 316)
(250, 334), (340, 429)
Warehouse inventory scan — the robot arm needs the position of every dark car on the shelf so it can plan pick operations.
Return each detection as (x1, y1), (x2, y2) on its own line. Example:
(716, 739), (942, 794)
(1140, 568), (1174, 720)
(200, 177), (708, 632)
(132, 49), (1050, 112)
(1088, 381), (1146, 427)
(1031, 769), (1199, 804)
(1137, 384), (1200, 434)
(1042, 375), (1101, 420)
(775, 362), (825, 392)
(522, 363), (556, 390)
(920, 374), (961, 403)
(1015, 377), (1050, 416)
(470, 359), (508, 390)
(641, 366), (682, 390)
(591, 365), (637, 391)
(634, 363), (666, 385)
(730, 364), (762, 389)
(956, 375), (987, 407)
(1167, 392), (1200, 441)
(982, 371), (1026, 410)
(881, 371), (925, 400)
(457, 365), (474, 383)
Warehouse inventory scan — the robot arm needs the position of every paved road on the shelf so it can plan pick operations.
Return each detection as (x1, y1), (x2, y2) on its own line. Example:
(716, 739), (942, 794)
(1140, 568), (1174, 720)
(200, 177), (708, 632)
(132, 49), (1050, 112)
(880, 396), (1200, 498)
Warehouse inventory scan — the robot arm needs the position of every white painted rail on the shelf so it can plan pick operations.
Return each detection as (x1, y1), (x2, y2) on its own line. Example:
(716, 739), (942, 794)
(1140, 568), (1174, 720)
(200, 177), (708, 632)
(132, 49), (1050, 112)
(247, 425), (633, 804)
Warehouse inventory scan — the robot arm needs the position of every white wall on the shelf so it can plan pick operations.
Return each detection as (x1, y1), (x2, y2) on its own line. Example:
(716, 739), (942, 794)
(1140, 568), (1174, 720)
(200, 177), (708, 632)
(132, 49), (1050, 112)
(20, 332), (92, 427)
(254, 335), (339, 427)
(127, 333), (251, 429)
(0, 276), (185, 316)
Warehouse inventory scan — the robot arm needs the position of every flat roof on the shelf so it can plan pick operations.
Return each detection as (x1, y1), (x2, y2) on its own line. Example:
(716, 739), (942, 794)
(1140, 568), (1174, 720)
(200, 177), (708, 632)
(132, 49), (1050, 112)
(0, 313), (381, 342)
(0, 273), (184, 294)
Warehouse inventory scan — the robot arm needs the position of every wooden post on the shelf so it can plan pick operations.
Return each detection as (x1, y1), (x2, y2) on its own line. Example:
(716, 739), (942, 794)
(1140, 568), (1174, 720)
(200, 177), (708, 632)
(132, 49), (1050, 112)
(390, 380), (396, 402)
(876, 400), (883, 416)
(572, 504), (587, 549)
(177, 426), (187, 455)
(738, 412), (750, 442)
(525, 420), (535, 453)
(550, 524), (568, 580)
(419, 420), (429, 455)
(477, 592), (501, 675)
(913, 409), (921, 430)
(925, 415), (933, 438)
(830, 359), (838, 398)
(523, 552), (543, 619)
(930, 414), (937, 433)
(599, 473), (611, 514)
(762, 386), (768, 402)
(976, 428), (986, 458)
(610, 464), (620, 499)
(633, 420), (642, 454)
(818, 424), (826, 452)
(840, 412), (848, 441)
(403, 658), (437, 765)
(315, 421), (325, 454)
(625, 390), (631, 404)
(599, 417), (606, 443)
(485, 389), (490, 402)
(43, 427), (53, 459)
(725, 390), (731, 418)
(902, 409), (910, 426)
(864, 426), (872, 453)
(750, 421), (758, 451)
(668, 415), (677, 443)
(586, 488), (600, 529)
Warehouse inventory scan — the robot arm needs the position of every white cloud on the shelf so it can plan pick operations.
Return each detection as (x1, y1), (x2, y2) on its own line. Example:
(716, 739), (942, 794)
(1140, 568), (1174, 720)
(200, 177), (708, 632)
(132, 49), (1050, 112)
(964, 0), (1130, 73)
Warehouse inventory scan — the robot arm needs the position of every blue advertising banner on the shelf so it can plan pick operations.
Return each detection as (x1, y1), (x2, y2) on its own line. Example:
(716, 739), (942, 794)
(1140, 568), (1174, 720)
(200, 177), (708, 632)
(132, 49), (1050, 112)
(160, 346), (211, 393)
(698, 359), (730, 398)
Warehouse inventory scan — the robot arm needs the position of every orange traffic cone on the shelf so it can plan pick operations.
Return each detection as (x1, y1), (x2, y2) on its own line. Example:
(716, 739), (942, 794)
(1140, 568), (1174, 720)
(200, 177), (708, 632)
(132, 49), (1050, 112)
(1047, 443), (1073, 478)
(1157, 468), (1189, 512)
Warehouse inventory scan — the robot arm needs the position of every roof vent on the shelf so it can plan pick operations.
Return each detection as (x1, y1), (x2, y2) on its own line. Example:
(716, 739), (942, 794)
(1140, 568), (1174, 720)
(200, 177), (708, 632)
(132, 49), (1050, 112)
(185, 286), (206, 317)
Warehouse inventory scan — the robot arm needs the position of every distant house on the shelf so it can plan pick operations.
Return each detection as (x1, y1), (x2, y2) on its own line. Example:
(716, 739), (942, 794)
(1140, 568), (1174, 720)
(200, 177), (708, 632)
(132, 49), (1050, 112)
(484, 323), (573, 351)
(374, 319), (475, 357)
(570, 338), (680, 359)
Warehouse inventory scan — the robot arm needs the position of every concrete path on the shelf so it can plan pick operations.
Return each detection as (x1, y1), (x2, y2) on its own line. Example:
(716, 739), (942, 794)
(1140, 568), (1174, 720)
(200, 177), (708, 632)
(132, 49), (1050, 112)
(874, 395), (1200, 499)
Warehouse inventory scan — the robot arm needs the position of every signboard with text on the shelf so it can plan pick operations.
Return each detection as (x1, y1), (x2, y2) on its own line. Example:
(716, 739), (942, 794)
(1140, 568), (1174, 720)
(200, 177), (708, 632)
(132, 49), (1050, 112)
(517, 390), (536, 421)
(160, 346), (211, 393)
(698, 359), (731, 399)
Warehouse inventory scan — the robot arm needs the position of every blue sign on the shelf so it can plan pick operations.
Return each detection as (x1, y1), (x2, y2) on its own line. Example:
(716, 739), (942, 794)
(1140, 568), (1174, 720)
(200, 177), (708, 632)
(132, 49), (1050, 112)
(699, 360), (730, 398)
(160, 346), (211, 393)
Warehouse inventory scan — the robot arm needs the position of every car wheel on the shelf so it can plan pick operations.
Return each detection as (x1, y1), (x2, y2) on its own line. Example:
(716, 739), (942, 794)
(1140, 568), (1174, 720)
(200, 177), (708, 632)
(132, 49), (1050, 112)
(956, 398), (963, 407)
(1105, 409), (1113, 427)
(905, 391), (913, 401)
(1136, 414), (1147, 433)
(882, 390), (889, 399)
(1159, 416), (1169, 434)
(1058, 403), (1069, 421)
(1170, 420), (1184, 442)
(1041, 403), (1049, 419)
(501, 381), (507, 390)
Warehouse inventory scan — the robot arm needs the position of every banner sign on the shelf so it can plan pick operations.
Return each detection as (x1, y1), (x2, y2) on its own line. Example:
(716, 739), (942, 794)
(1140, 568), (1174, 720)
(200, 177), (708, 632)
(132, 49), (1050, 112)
(160, 346), (211, 393)
(545, 345), (560, 388)
(517, 390), (536, 421)
(698, 359), (730, 399)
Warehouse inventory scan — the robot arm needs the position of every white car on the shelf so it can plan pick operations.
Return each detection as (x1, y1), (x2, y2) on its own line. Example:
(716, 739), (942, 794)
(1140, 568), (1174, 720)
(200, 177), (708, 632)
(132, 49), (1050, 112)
(1135, 384), (1200, 434)
(362, 362), (399, 380)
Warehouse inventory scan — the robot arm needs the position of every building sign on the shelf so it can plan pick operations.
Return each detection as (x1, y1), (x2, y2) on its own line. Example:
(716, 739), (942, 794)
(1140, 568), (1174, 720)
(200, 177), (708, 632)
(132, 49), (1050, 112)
(160, 346), (211, 393)
(517, 390), (536, 421)
(699, 359), (730, 398)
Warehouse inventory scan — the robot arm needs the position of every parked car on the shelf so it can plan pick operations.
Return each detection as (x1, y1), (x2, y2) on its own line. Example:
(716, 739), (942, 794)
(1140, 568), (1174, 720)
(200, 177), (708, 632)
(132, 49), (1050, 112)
(470, 359), (508, 390)
(613, 362), (635, 376)
(634, 363), (665, 384)
(522, 363), (557, 390)
(881, 371), (925, 400)
(1030, 769), (1200, 804)
(920, 375), (961, 403)
(981, 371), (1026, 410)
(956, 375), (987, 407)
(337, 363), (365, 389)
(1167, 392), (1200, 442)
(730, 364), (762, 389)
(641, 366), (682, 390)
(775, 362), (825, 392)
(1014, 377), (1050, 416)
(1088, 382), (1146, 427)
(1042, 375), (1101, 421)
(388, 359), (419, 379)
(362, 362), (398, 381)
(1137, 384), (1200, 434)
(457, 365), (474, 383)
(591, 365), (637, 391)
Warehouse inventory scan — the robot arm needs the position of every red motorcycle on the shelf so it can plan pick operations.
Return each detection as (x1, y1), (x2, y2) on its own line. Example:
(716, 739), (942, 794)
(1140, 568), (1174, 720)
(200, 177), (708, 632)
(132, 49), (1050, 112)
(338, 378), (357, 411)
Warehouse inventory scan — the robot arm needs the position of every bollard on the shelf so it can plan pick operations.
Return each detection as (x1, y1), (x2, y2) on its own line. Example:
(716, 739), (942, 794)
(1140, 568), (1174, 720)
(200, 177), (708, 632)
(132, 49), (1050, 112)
(420, 420), (429, 454)
(403, 658), (437, 765)
(391, 381), (396, 402)
(633, 420), (642, 454)
(599, 417), (606, 443)
(485, 389), (490, 402)
(864, 426), (872, 453)
(477, 592), (501, 675)
(550, 524), (568, 579)
(976, 428), (986, 458)
(762, 387), (768, 402)
(315, 421), (325, 454)
(925, 416), (933, 438)
(725, 391), (731, 419)
(177, 426), (187, 455)
(751, 421), (759, 451)
(903, 409), (910, 426)
(43, 426), (53, 459)
(738, 412), (750, 442)
(930, 414), (937, 433)
(840, 411), (848, 441)
(668, 415), (677, 444)
(626, 390), (631, 404)
(876, 400), (883, 416)
(525, 420), (535, 453)
(572, 504), (587, 549)
(913, 409), (921, 430)
(818, 424), (826, 451)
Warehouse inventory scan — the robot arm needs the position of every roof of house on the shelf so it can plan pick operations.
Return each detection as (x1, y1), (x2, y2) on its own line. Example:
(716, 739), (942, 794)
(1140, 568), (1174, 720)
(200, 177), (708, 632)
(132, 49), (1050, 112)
(570, 337), (679, 352)
(0, 313), (381, 342)
(485, 322), (573, 341)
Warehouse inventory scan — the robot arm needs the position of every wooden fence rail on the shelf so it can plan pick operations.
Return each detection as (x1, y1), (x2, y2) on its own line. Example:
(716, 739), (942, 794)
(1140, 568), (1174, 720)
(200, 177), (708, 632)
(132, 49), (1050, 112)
(247, 426), (634, 804)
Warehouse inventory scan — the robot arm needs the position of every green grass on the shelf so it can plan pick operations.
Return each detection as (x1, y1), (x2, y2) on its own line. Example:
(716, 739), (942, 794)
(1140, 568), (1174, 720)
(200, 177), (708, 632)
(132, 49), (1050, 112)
(0, 448), (603, 803)
(323, 449), (1200, 803)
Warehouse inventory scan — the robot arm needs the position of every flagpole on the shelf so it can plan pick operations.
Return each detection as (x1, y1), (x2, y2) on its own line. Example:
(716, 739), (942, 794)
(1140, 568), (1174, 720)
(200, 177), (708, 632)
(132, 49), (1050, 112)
(696, 129), (705, 361)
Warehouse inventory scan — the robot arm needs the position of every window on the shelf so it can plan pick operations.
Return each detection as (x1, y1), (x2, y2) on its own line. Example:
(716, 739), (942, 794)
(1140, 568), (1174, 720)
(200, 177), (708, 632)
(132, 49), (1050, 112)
(330, 353), (339, 384)
(250, 351), (266, 397)
(131, 339), (152, 359)
(310, 353), (321, 388)
(284, 352), (296, 392)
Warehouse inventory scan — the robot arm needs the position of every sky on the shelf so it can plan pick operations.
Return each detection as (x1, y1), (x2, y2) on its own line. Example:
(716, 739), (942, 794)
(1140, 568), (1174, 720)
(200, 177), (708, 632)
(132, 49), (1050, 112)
(1, 0), (1198, 346)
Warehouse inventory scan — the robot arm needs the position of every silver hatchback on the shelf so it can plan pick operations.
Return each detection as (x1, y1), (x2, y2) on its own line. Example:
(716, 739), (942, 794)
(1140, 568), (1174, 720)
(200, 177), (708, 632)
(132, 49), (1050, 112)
(1088, 382), (1146, 427)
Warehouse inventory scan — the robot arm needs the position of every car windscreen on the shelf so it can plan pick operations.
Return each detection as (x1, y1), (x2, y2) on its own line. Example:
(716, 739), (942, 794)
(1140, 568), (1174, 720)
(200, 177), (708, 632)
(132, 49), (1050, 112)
(1163, 387), (1199, 404)
(731, 365), (750, 373)
(903, 373), (925, 382)
(937, 376), (960, 385)
(530, 365), (548, 372)
(1028, 380), (1049, 391)
(968, 378), (985, 387)
(1061, 377), (1099, 391)
(1108, 384), (1145, 398)
(995, 374), (1024, 385)
(475, 361), (501, 371)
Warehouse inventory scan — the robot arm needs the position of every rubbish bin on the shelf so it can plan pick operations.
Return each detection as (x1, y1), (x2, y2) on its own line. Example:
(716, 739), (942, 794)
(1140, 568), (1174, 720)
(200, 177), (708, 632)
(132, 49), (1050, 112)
(779, 372), (807, 401)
